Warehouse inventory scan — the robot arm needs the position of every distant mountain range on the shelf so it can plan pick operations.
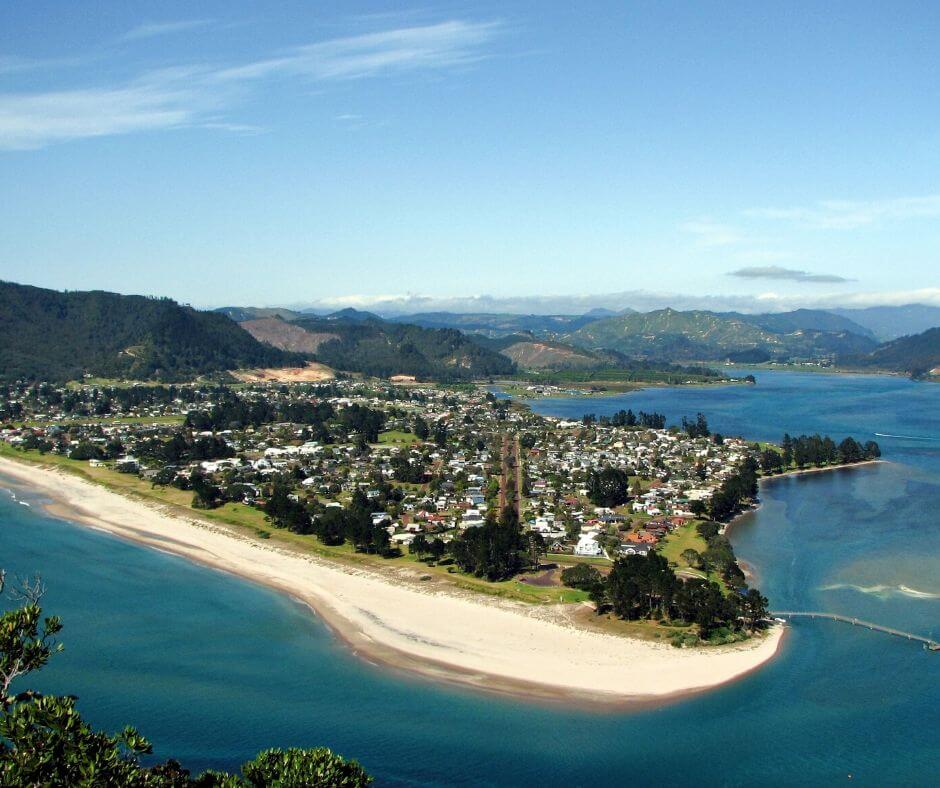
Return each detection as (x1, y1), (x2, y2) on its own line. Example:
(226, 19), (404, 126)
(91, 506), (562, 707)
(828, 305), (940, 341)
(386, 311), (620, 337)
(224, 302), (940, 376)
(4, 281), (937, 384)
(0, 282), (301, 382)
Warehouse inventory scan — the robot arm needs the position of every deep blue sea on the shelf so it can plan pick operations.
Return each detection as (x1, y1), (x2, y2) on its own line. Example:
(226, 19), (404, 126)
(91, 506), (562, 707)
(2, 370), (939, 786)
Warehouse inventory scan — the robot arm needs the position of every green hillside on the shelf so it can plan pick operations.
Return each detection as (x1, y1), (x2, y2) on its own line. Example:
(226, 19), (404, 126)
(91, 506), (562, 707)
(845, 327), (940, 377)
(566, 308), (877, 362)
(0, 281), (303, 382)
(391, 311), (604, 337)
(724, 309), (876, 340)
(270, 316), (516, 380)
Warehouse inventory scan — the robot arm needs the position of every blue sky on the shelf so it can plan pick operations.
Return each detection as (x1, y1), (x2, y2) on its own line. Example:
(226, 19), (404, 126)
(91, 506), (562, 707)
(2, 1), (939, 313)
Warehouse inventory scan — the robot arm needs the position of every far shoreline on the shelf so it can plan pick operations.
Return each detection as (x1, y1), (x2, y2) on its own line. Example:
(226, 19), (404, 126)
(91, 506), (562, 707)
(0, 454), (784, 711)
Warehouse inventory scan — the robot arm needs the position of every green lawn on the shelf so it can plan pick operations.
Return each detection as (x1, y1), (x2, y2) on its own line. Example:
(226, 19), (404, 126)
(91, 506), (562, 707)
(658, 521), (708, 567)
(377, 430), (421, 445)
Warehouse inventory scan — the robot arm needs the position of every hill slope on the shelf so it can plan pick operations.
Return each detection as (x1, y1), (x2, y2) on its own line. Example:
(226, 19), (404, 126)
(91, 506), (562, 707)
(391, 311), (605, 337)
(240, 318), (340, 355)
(724, 309), (876, 340)
(845, 327), (940, 377)
(0, 282), (301, 382)
(249, 315), (515, 380)
(214, 306), (303, 322)
(469, 333), (626, 370)
(566, 308), (877, 362)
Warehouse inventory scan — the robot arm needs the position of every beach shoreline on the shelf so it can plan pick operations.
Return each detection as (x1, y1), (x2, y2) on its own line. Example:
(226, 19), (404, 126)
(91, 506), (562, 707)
(0, 454), (784, 709)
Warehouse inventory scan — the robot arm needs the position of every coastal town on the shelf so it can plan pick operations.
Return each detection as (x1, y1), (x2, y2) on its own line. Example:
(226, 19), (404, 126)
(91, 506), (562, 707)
(0, 381), (750, 553)
(0, 378), (879, 641)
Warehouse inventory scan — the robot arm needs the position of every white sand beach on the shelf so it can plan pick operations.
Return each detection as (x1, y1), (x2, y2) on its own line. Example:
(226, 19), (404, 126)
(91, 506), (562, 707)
(0, 456), (783, 706)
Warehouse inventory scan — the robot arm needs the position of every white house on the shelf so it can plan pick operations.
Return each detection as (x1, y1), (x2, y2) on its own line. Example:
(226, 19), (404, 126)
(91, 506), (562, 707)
(574, 534), (603, 557)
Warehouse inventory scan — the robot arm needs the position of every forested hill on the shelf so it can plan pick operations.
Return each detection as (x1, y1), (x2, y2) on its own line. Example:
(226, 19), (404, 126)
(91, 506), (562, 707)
(0, 282), (303, 382)
(245, 316), (516, 380)
(566, 308), (878, 362)
(844, 326), (940, 378)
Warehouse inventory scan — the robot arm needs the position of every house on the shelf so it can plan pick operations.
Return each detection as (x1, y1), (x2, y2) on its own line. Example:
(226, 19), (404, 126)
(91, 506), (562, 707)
(574, 534), (603, 557)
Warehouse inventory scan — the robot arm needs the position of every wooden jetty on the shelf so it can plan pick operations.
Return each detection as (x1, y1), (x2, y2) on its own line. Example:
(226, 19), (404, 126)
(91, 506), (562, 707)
(771, 611), (940, 651)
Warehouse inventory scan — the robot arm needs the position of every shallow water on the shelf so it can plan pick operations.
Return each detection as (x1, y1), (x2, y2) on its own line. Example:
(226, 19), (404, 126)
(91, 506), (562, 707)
(2, 370), (939, 785)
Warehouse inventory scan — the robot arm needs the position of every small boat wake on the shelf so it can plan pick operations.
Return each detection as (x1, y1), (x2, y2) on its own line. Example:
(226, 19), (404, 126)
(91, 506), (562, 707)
(874, 432), (940, 442)
(820, 582), (939, 600)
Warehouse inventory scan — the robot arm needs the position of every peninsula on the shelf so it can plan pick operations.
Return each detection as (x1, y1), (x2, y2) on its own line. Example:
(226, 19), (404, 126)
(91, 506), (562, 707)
(0, 376), (883, 702)
(0, 455), (784, 704)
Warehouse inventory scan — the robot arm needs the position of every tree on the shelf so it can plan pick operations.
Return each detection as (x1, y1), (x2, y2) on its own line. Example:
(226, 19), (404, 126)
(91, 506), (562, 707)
(525, 531), (546, 569)
(586, 467), (631, 507)
(413, 416), (430, 440)
(681, 413), (709, 439)
(680, 548), (701, 569)
(410, 533), (430, 559)
(742, 588), (769, 632)
(560, 564), (603, 594)
(241, 748), (371, 787)
(68, 441), (103, 461)
(838, 436), (863, 463)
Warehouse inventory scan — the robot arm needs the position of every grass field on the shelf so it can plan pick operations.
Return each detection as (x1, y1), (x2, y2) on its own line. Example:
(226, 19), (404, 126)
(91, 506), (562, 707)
(377, 430), (421, 445)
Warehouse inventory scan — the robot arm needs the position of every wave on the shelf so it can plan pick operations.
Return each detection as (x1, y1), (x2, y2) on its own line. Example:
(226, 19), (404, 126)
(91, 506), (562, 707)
(874, 432), (940, 442)
(820, 582), (940, 600)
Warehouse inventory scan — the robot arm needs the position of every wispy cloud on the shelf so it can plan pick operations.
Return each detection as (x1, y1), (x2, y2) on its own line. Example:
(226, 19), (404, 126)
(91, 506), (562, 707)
(729, 266), (852, 284)
(121, 19), (215, 42)
(0, 20), (501, 150)
(748, 195), (940, 229)
(0, 82), (207, 150)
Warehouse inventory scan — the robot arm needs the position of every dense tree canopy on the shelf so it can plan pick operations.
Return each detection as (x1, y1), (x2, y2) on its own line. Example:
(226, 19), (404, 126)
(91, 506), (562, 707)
(0, 281), (303, 383)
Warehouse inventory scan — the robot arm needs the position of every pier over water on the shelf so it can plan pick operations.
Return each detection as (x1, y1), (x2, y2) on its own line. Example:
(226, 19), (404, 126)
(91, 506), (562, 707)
(772, 611), (940, 651)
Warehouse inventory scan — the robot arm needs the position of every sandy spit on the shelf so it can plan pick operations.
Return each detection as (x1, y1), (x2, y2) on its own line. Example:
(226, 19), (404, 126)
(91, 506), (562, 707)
(0, 456), (783, 708)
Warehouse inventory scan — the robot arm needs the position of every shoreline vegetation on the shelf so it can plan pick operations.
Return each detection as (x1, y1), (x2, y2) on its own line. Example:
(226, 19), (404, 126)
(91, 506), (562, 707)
(0, 454), (785, 707)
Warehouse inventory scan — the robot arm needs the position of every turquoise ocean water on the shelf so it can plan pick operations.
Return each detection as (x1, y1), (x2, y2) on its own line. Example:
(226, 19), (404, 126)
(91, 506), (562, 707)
(1, 370), (939, 785)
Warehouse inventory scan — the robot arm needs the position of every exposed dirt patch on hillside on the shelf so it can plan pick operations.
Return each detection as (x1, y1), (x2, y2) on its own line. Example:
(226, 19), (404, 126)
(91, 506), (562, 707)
(232, 362), (335, 383)
(241, 318), (339, 354)
(501, 341), (599, 369)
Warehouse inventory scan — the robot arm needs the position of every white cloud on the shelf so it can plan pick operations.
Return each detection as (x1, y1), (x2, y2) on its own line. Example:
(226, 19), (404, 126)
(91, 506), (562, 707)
(266, 287), (940, 316)
(0, 83), (204, 150)
(0, 20), (501, 150)
(121, 20), (215, 42)
(748, 194), (940, 230)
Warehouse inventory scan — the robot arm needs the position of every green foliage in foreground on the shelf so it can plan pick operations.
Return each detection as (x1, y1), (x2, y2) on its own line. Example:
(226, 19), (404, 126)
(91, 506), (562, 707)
(0, 571), (371, 787)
